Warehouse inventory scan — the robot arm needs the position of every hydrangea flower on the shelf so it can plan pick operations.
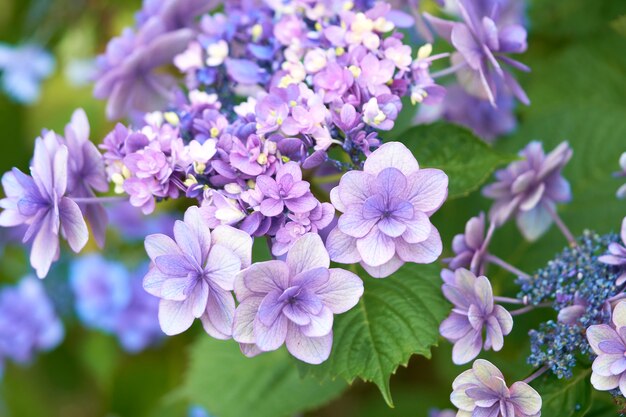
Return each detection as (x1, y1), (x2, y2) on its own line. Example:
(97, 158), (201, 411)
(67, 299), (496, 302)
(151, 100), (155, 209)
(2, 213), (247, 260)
(0, 43), (55, 104)
(0, 132), (88, 277)
(326, 142), (447, 278)
(483, 141), (572, 241)
(233, 234), (363, 364)
(425, 0), (529, 105)
(256, 162), (318, 217)
(445, 212), (488, 272)
(616, 152), (626, 199)
(451, 359), (542, 417)
(428, 409), (455, 417)
(440, 268), (513, 364)
(0, 277), (64, 376)
(143, 206), (252, 337)
(599, 217), (626, 285)
(587, 300), (626, 396)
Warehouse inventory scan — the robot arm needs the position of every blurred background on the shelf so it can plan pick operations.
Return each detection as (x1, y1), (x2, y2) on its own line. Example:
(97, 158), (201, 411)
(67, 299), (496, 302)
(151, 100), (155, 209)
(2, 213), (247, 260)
(0, 0), (625, 416)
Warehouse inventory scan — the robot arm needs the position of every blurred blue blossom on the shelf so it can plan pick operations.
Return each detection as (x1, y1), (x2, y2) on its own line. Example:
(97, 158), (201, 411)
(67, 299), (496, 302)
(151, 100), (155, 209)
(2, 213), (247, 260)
(188, 405), (214, 417)
(70, 254), (163, 352)
(0, 43), (55, 104)
(0, 276), (64, 376)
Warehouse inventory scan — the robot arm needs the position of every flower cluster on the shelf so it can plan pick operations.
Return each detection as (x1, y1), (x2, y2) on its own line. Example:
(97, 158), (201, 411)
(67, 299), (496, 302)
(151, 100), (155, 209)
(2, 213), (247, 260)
(0, 277), (64, 376)
(70, 255), (163, 353)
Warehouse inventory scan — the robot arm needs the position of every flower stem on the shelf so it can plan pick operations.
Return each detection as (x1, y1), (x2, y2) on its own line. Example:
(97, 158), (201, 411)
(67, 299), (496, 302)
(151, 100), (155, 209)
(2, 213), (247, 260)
(484, 253), (531, 279)
(431, 60), (468, 79)
(542, 202), (577, 247)
(72, 196), (128, 204)
(473, 221), (497, 275)
(408, 0), (433, 43)
(509, 302), (551, 316)
(493, 296), (524, 305)
(522, 366), (549, 384)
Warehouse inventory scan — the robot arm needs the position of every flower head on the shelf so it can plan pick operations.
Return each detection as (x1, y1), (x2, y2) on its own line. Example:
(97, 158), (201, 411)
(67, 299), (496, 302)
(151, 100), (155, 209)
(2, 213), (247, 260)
(143, 206), (252, 337)
(587, 300), (626, 396)
(451, 359), (542, 417)
(0, 132), (88, 277)
(599, 217), (626, 285)
(256, 162), (318, 217)
(483, 141), (572, 241)
(233, 234), (363, 364)
(326, 142), (447, 278)
(445, 212), (488, 272)
(440, 268), (513, 364)
(0, 277), (64, 374)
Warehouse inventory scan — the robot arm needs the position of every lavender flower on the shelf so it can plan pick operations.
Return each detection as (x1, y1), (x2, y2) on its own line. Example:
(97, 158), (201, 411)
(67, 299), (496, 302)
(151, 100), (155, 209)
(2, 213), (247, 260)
(617, 152), (626, 199)
(587, 300), (626, 396)
(0, 277), (64, 375)
(599, 217), (626, 286)
(451, 359), (542, 417)
(143, 206), (252, 337)
(425, 0), (530, 105)
(326, 142), (447, 278)
(256, 162), (318, 217)
(428, 410), (455, 417)
(440, 268), (513, 364)
(483, 141), (572, 241)
(233, 234), (363, 364)
(0, 132), (88, 277)
(445, 212), (488, 272)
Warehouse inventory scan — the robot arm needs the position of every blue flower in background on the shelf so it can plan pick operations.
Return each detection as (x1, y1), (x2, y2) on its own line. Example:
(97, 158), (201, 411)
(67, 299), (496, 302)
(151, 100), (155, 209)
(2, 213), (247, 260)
(0, 43), (55, 104)
(188, 405), (213, 417)
(0, 276), (64, 376)
(70, 254), (131, 332)
(70, 254), (163, 352)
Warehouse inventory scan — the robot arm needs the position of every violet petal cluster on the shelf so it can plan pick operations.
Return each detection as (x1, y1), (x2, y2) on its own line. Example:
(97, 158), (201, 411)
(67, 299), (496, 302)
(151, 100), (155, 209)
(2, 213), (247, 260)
(451, 359), (542, 417)
(326, 142), (447, 278)
(233, 234), (363, 364)
(483, 141), (572, 241)
(587, 300), (626, 396)
(445, 212), (488, 272)
(143, 206), (252, 337)
(0, 277), (64, 375)
(440, 268), (513, 364)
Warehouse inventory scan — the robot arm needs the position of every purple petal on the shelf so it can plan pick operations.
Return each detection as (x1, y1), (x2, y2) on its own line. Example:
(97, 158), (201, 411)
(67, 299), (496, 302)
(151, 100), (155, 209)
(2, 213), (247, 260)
(587, 324), (622, 355)
(395, 227), (442, 264)
(357, 227), (395, 267)
(201, 285), (235, 339)
(211, 225), (253, 268)
(145, 234), (181, 260)
(613, 300), (626, 329)
(241, 260), (290, 295)
(258, 291), (286, 327)
(509, 382), (542, 415)
(301, 306), (333, 337)
(336, 171), (373, 208)
(361, 255), (404, 279)
(254, 312), (288, 352)
(206, 244), (242, 291)
(284, 193), (318, 213)
(338, 208), (377, 238)
(325, 227), (361, 264)
(285, 322), (332, 364)
(363, 142), (419, 176)
(452, 329), (482, 364)
(183, 206), (212, 260)
(59, 197), (88, 253)
(405, 169), (448, 215)
(260, 198), (284, 217)
(286, 233), (330, 276)
(158, 299), (195, 335)
(440, 313), (472, 341)
(314, 268), (363, 314)
(233, 296), (263, 344)
(160, 276), (197, 301)
(173, 220), (202, 264)
(143, 265), (169, 297)
(590, 372), (620, 391)
(155, 255), (195, 277)
(30, 213), (60, 278)
(516, 204), (553, 242)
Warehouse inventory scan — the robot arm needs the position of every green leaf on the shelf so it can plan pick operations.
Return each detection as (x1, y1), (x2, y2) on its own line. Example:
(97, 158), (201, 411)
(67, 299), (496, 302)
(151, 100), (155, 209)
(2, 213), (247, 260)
(180, 338), (347, 417)
(299, 263), (449, 406)
(396, 122), (516, 199)
(532, 366), (592, 417)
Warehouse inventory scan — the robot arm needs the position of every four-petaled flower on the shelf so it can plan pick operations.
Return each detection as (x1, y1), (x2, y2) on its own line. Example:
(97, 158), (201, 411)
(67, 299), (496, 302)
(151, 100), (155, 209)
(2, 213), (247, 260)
(0, 132), (88, 278)
(256, 162), (318, 217)
(451, 359), (542, 417)
(143, 206), (252, 337)
(587, 300), (626, 396)
(440, 268), (513, 364)
(233, 234), (363, 364)
(326, 142), (447, 278)
(483, 141), (572, 241)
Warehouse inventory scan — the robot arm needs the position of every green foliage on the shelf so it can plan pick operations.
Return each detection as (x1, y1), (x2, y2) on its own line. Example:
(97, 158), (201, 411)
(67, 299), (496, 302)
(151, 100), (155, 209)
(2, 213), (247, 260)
(532, 366), (592, 417)
(179, 338), (347, 417)
(397, 122), (516, 199)
(300, 263), (449, 407)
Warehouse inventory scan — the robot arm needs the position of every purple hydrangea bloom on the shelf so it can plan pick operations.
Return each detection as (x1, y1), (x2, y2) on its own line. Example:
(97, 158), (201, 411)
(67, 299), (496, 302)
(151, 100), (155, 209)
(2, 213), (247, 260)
(440, 268), (513, 364)
(62, 109), (109, 247)
(272, 202), (335, 256)
(0, 43), (55, 104)
(425, 0), (530, 105)
(483, 141), (572, 241)
(617, 152), (626, 199)
(445, 212), (488, 272)
(256, 162), (318, 217)
(0, 277), (64, 375)
(143, 206), (252, 337)
(599, 219), (626, 288)
(587, 301), (626, 396)
(326, 142), (447, 278)
(0, 132), (88, 278)
(233, 234), (363, 364)
(428, 410), (456, 417)
(451, 359), (542, 417)
(70, 254), (131, 331)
